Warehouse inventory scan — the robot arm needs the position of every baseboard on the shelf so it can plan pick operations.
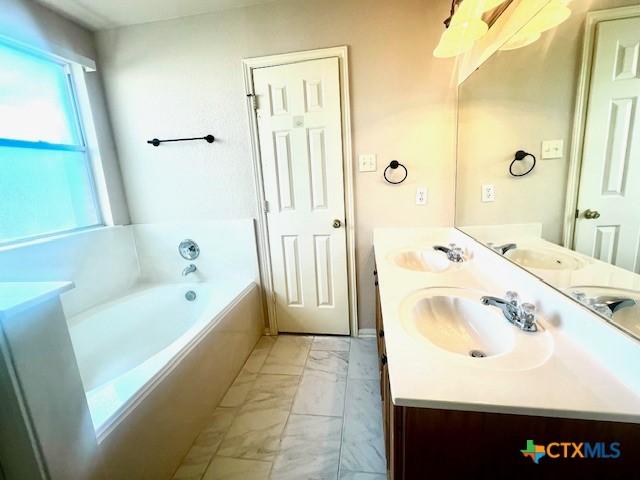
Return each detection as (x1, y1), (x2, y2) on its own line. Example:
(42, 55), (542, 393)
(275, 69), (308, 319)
(358, 328), (376, 337)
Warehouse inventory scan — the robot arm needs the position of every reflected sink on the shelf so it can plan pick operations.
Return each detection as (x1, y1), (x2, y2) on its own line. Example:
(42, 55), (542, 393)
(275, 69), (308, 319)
(506, 248), (586, 271)
(390, 249), (454, 273)
(399, 288), (553, 370)
(567, 286), (640, 338)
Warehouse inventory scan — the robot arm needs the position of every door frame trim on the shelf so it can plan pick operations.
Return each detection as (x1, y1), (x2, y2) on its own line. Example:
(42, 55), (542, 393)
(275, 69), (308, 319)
(562, 5), (640, 248)
(242, 46), (357, 336)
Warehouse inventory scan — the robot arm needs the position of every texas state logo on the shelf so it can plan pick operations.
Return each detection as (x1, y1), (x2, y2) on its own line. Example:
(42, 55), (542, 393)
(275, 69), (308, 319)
(521, 439), (621, 464)
(521, 440), (546, 464)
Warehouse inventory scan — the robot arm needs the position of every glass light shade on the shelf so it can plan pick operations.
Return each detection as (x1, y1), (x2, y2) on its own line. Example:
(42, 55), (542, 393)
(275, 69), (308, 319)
(499, 30), (542, 51)
(433, 18), (488, 58)
(523, 0), (571, 33)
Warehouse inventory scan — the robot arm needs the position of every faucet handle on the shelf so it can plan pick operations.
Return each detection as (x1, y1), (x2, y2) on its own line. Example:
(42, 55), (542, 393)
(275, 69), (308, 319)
(505, 291), (520, 305)
(520, 302), (537, 331)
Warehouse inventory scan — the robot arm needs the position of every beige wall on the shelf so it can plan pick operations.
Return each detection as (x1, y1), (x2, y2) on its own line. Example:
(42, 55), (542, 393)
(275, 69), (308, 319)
(96, 0), (458, 331)
(456, 0), (638, 244)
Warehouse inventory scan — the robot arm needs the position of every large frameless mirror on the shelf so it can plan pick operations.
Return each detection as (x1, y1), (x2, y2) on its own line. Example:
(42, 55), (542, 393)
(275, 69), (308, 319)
(455, 0), (640, 340)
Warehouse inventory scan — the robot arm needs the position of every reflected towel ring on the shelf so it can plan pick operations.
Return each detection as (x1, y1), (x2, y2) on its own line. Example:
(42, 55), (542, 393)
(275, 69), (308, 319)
(384, 160), (408, 184)
(509, 150), (536, 177)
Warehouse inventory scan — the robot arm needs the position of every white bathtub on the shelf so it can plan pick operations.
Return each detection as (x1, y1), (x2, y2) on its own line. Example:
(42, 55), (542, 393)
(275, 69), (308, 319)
(68, 279), (260, 441)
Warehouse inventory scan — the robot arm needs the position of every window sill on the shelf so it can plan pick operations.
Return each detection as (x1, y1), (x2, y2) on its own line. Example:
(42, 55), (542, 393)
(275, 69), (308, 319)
(0, 225), (122, 254)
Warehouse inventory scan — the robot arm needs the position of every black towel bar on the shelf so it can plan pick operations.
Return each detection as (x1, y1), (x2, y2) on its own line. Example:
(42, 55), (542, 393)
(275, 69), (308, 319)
(147, 135), (215, 146)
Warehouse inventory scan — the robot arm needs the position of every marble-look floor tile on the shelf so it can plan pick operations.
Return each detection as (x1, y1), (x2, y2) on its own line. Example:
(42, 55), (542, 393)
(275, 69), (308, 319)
(312, 336), (351, 352)
(306, 350), (349, 376)
(172, 407), (236, 479)
(219, 369), (257, 407)
(216, 407), (290, 461)
(261, 335), (312, 375)
(340, 379), (386, 474)
(203, 456), (271, 480)
(245, 374), (300, 411)
(339, 470), (387, 480)
(347, 338), (379, 380)
(271, 414), (342, 480)
(243, 336), (277, 374)
(217, 375), (299, 461)
(291, 370), (347, 417)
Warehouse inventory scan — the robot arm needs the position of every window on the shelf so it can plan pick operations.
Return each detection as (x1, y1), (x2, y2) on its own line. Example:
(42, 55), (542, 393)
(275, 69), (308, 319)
(0, 41), (101, 245)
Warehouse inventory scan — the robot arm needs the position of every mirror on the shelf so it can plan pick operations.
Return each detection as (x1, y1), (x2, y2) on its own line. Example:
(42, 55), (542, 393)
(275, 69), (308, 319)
(455, 0), (640, 340)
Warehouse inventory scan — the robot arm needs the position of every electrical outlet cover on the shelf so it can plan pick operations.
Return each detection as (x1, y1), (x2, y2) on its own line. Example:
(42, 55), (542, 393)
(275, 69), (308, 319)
(482, 184), (496, 202)
(416, 187), (427, 205)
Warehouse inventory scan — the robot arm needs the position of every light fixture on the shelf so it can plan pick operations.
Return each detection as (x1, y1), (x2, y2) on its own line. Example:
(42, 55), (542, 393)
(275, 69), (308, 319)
(433, 0), (491, 58)
(499, 0), (571, 51)
(434, 17), (488, 58)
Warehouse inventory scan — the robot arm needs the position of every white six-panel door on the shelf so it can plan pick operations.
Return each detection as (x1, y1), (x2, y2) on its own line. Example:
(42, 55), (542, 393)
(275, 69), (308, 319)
(574, 16), (640, 273)
(253, 57), (350, 334)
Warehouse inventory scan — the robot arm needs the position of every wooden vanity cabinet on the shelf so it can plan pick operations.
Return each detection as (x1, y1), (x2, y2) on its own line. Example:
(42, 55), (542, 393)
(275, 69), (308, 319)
(374, 276), (640, 479)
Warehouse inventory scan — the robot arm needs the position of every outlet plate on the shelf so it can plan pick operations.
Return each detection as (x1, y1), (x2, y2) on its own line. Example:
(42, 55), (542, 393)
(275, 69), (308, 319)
(482, 184), (496, 202)
(416, 187), (427, 205)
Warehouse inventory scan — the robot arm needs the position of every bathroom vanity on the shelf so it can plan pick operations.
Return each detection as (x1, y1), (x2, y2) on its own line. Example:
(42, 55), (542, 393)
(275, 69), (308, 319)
(373, 228), (640, 479)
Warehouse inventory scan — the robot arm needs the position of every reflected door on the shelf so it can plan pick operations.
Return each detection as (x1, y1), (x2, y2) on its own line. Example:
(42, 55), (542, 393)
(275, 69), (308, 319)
(574, 16), (640, 272)
(253, 57), (350, 334)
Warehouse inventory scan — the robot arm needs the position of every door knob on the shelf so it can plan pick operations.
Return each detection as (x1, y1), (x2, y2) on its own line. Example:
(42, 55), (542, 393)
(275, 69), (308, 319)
(584, 209), (601, 219)
(333, 219), (342, 228)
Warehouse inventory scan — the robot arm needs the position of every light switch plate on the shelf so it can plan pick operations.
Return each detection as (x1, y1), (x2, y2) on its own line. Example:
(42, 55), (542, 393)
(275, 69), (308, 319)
(541, 139), (563, 159)
(482, 184), (496, 202)
(416, 187), (427, 205)
(359, 154), (377, 172)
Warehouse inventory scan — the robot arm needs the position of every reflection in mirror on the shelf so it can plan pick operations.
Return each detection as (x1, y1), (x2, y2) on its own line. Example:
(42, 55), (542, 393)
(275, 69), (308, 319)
(455, 0), (640, 339)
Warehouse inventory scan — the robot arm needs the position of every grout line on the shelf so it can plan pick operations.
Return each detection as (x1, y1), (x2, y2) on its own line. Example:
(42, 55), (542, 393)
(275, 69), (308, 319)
(336, 338), (352, 480)
(268, 336), (312, 479)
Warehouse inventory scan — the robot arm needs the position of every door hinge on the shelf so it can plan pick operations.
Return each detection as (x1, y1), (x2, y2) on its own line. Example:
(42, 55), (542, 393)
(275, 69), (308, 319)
(575, 208), (580, 219)
(263, 200), (270, 213)
(247, 93), (258, 111)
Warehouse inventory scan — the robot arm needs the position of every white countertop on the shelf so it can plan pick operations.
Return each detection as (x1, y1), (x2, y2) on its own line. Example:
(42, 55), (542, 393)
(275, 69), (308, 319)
(0, 281), (74, 320)
(374, 227), (640, 423)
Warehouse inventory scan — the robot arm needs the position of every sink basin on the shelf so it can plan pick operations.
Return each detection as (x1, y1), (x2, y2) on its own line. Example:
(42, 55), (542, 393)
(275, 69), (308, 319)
(506, 248), (586, 271)
(390, 249), (454, 273)
(399, 288), (553, 370)
(567, 286), (640, 338)
(400, 288), (515, 357)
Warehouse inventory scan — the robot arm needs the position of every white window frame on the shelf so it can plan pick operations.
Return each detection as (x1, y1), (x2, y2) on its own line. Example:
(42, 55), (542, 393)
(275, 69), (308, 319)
(0, 38), (105, 247)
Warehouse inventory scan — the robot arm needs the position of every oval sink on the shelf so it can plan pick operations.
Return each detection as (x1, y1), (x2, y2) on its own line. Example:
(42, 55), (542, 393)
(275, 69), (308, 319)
(401, 288), (515, 357)
(506, 248), (586, 271)
(390, 249), (453, 273)
(567, 286), (640, 338)
(399, 288), (554, 370)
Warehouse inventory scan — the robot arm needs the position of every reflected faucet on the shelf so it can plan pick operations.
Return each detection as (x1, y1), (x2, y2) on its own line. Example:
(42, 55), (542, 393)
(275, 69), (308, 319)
(489, 243), (518, 255)
(571, 292), (636, 318)
(481, 291), (538, 332)
(182, 264), (197, 277)
(433, 243), (465, 263)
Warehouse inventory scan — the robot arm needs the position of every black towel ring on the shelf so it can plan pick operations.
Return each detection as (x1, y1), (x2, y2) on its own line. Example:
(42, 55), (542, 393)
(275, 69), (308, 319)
(509, 150), (536, 177)
(384, 160), (408, 184)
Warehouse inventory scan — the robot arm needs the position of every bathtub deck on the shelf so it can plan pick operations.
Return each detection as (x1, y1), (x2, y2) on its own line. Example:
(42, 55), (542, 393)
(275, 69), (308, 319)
(172, 335), (386, 480)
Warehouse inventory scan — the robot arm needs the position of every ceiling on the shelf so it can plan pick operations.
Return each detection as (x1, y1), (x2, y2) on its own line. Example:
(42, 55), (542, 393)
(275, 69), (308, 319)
(36, 0), (287, 30)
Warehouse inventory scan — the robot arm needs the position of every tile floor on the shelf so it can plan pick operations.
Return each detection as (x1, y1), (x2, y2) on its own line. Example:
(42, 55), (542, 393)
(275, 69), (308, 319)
(172, 335), (387, 480)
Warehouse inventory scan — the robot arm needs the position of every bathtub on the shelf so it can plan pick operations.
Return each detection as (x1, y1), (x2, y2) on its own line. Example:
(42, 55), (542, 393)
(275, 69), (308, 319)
(67, 278), (264, 479)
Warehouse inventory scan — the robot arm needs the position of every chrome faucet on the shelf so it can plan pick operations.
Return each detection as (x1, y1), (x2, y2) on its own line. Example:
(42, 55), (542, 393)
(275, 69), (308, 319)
(182, 264), (197, 276)
(571, 292), (636, 318)
(489, 243), (518, 255)
(433, 243), (465, 263)
(481, 291), (538, 332)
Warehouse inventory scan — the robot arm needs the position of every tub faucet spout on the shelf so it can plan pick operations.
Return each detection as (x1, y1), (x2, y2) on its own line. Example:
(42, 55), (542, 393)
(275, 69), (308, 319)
(182, 264), (197, 276)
